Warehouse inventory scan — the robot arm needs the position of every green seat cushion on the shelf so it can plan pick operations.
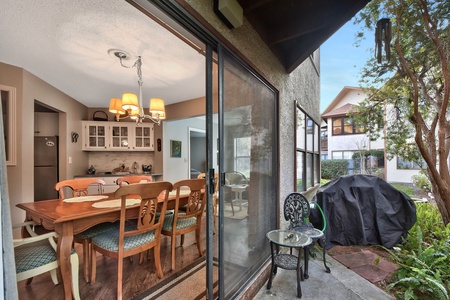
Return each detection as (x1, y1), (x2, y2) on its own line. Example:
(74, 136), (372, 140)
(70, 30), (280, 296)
(15, 240), (76, 273)
(91, 222), (155, 252)
(162, 214), (197, 231)
(75, 222), (118, 239)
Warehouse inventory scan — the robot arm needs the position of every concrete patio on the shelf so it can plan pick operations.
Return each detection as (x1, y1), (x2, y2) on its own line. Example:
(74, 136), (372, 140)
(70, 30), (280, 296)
(254, 249), (395, 300)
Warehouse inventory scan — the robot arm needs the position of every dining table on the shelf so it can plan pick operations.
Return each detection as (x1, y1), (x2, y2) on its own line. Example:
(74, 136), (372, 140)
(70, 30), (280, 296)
(16, 189), (192, 300)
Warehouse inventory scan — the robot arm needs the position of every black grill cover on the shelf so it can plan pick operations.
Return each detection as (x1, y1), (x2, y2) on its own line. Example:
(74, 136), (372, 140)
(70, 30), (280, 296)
(311, 175), (417, 249)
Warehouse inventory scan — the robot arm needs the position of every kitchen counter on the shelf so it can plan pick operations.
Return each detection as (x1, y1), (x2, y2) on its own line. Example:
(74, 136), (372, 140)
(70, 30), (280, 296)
(74, 172), (162, 178)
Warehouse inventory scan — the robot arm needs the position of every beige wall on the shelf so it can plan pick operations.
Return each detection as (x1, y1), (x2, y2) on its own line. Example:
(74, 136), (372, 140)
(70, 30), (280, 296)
(1, 61), (89, 225)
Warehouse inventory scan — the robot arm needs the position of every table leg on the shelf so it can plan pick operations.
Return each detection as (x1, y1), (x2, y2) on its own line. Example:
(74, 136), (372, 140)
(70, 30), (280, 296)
(296, 252), (303, 298)
(57, 223), (74, 300)
(303, 244), (310, 279)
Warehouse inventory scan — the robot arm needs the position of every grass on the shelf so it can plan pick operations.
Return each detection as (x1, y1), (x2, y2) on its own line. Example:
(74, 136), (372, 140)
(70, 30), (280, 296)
(390, 183), (415, 198)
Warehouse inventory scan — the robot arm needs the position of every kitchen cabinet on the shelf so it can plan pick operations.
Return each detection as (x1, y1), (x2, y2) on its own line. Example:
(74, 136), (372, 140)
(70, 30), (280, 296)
(133, 124), (154, 151)
(82, 121), (154, 151)
(82, 122), (109, 150)
(110, 124), (131, 150)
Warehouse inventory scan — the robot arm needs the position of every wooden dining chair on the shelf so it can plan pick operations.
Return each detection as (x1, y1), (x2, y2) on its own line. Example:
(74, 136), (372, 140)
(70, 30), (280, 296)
(197, 173), (219, 230)
(161, 178), (206, 270)
(13, 221), (81, 300)
(55, 178), (112, 283)
(90, 181), (173, 300)
(55, 178), (106, 199)
(116, 175), (152, 186)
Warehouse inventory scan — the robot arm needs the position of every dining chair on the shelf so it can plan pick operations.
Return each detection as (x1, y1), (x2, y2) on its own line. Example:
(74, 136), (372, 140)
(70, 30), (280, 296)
(197, 173), (218, 230)
(161, 178), (206, 270)
(90, 181), (173, 300)
(55, 178), (112, 283)
(284, 192), (331, 279)
(55, 178), (106, 199)
(116, 175), (152, 186)
(13, 221), (81, 300)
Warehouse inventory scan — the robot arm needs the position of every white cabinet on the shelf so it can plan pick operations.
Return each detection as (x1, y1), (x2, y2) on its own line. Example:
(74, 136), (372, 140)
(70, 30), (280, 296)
(86, 176), (119, 194)
(133, 124), (154, 151)
(110, 124), (132, 150)
(82, 122), (109, 150)
(82, 121), (154, 151)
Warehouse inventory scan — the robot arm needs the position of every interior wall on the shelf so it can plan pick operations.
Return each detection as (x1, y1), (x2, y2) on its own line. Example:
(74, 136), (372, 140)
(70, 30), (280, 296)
(163, 117), (217, 183)
(0, 61), (89, 227)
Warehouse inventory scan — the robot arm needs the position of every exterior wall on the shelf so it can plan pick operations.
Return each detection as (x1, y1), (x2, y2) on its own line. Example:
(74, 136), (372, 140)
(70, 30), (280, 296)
(185, 0), (321, 222)
(324, 86), (420, 183)
(385, 158), (421, 183)
(1, 61), (89, 226)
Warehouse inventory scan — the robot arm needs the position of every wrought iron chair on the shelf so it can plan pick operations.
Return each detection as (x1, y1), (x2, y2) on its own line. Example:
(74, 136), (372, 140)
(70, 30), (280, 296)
(284, 192), (331, 278)
(55, 178), (113, 283)
(161, 178), (206, 270)
(13, 221), (80, 300)
(90, 181), (173, 299)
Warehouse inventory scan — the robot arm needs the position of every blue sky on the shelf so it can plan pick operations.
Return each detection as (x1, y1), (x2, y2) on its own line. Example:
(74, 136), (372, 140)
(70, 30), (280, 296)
(320, 19), (373, 112)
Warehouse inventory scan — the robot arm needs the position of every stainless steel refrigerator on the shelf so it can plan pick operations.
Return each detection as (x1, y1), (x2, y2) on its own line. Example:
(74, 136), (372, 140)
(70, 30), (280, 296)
(34, 136), (59, 201)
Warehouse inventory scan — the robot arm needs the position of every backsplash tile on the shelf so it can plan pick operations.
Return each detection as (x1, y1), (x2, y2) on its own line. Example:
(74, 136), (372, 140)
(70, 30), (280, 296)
(88, 152), (155, 174)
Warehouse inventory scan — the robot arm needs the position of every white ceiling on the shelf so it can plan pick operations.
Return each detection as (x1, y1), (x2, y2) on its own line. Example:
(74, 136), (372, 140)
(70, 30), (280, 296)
(0, 0), (206, 108)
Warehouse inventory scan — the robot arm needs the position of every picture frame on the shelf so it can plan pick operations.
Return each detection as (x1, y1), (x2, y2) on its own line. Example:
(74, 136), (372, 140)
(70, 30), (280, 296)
(170, 140), (182, 157)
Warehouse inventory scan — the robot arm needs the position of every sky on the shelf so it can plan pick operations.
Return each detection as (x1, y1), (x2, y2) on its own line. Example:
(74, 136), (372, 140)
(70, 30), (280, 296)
(320, 19), (374, 112)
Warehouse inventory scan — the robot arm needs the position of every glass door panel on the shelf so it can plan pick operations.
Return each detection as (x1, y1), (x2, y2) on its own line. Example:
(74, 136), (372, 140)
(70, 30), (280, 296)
(220, 48), (278, 298)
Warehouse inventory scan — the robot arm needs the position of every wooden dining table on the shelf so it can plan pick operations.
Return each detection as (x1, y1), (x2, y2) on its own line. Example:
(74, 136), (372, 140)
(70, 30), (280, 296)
(16, 190), (191, 300)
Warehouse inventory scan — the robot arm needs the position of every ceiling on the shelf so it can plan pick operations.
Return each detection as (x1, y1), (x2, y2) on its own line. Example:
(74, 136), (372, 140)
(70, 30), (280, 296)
(0, 0), (206, 109)
(237, 0), (371, 72)
(0, 0), (370, 109)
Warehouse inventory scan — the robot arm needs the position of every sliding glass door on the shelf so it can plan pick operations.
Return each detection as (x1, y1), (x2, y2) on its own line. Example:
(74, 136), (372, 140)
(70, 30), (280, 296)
(218, 46), (278, 298)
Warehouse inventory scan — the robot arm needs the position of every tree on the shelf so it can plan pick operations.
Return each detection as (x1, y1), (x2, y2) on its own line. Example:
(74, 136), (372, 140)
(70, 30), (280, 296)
(352, 0), (450, 223)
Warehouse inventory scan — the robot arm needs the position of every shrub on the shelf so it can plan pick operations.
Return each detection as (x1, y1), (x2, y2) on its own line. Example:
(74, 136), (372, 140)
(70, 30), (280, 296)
(385, 203), (450, 299)
(321, 159), (348, 179)
(411, 174), (432, 194)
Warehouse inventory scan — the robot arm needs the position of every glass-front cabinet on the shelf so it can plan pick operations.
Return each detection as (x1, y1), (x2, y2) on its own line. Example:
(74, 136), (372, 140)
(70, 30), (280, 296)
(83, 121), (108, 150)
(82, 121), (155, 151)
(110, 124), (131, 150)
(134, 123), (154, 150)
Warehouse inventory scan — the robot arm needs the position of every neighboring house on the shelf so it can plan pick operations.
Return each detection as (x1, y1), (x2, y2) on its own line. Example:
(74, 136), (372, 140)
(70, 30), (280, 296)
(321, 86), (421, 184)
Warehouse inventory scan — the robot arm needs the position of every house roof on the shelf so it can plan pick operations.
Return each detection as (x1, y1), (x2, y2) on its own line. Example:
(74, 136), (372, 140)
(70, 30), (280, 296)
(322, 103), (356, 118)
(236, 0), (371, 73)
(321, 86), (363, 115)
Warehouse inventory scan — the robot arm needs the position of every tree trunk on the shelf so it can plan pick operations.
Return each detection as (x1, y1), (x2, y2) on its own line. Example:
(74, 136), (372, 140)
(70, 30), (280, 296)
(428, 170), (450, 225)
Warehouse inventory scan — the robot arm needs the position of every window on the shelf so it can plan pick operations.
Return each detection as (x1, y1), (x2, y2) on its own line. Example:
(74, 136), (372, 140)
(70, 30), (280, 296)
(295, 103), (320, 191)
(1, 84), (16, 166)
(234, 136), (251, 178)
(332, 117), (364, 135)
(397, 156), (425, 169)
(332, 150), (357, 173)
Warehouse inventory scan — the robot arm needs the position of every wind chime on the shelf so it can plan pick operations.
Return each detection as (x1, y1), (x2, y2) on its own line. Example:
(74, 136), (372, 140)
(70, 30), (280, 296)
(375, 18), (392, 63)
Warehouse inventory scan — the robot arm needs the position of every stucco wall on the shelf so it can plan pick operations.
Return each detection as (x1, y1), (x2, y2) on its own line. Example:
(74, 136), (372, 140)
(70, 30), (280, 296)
(185, 0), (321, 217)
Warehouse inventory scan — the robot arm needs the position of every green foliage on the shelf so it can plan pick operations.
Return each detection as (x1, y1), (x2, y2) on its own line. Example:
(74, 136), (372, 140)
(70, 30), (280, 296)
(384, 203), (450, 299)
(320, 178), (330, 186)
(321, 160), (348, 179)
(391, 183), (414, 197)
(411, 174), (432, 194)
(352, 0), (450, 224)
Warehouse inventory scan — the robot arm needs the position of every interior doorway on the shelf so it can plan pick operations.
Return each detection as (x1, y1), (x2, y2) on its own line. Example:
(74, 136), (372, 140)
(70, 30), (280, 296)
(188, 127), (206, 178)
(34, 101), (59, 201)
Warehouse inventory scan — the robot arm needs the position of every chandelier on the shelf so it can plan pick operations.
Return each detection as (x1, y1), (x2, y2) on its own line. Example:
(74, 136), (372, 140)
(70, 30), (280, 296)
(108, 49), (166, 125)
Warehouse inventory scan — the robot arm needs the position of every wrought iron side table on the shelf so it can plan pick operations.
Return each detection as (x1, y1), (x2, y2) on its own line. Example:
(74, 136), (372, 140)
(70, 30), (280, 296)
(266, 229), (312, 298)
